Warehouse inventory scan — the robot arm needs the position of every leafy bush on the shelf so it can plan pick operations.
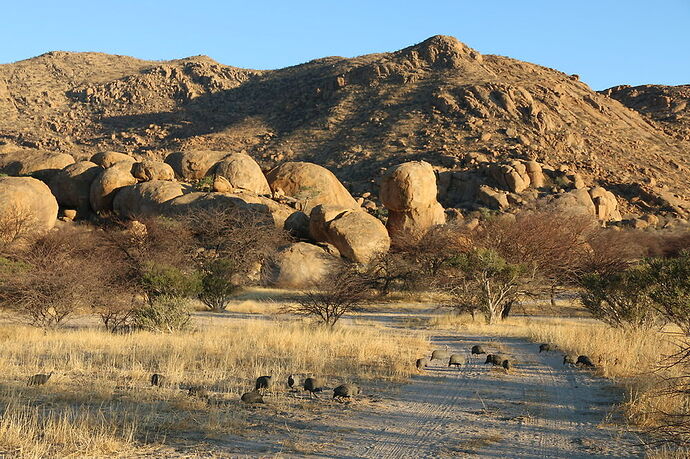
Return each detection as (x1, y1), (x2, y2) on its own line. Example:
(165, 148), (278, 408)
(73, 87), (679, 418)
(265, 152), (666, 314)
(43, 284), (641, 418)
(198, 259), (239, 312)
(580, 268), (660, 330)
(140, 263), (201, 299)
(131, 295), (192, 332)
(645, 252), (690, 334)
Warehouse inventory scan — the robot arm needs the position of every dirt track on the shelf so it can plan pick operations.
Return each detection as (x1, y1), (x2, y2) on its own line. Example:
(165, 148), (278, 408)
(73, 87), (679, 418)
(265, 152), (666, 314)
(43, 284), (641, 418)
(324, 329), (643, 458)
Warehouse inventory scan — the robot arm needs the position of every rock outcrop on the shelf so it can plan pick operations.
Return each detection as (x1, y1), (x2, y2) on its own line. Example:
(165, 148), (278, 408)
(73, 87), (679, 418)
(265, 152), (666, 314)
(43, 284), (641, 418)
(0, 176), (58, 244)
(380, 161), (446, 239)
(48, 160), (100, 213)
(266, 162), (358, 213)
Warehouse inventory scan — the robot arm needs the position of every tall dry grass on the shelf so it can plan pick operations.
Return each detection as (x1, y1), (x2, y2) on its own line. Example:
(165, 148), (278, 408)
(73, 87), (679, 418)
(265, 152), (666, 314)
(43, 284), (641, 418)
(0, 318), (428, 457)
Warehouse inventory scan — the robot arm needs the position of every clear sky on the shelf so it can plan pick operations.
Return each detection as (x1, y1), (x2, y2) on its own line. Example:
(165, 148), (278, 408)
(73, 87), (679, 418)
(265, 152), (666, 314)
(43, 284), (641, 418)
(2, 1), (688, 90)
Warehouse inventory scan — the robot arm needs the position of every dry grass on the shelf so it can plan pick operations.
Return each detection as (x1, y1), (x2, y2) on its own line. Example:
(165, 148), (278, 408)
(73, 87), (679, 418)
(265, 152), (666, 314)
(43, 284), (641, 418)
(0, 317), (428, 457)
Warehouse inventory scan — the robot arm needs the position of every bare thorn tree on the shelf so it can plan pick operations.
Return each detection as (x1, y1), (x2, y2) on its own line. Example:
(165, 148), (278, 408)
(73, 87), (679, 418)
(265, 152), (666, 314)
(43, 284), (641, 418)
(282, 264), (372, 327)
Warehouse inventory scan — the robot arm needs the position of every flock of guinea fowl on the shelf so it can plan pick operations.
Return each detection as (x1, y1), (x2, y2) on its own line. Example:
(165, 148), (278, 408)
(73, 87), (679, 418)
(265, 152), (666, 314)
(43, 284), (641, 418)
(26, 342), (596, 404)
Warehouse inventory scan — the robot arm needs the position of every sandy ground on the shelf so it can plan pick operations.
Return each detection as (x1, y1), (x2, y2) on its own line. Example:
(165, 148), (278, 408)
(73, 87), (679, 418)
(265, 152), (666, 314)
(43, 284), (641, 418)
(322, 331), (642, 458)
(183, 311), (644, 458)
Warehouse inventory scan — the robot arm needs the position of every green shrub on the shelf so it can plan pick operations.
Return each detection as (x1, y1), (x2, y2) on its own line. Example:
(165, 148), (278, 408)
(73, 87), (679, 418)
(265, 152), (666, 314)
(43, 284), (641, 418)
(131, 295), (192, 332)
(140, 263), (201, 299)
(580, 268), (660, 330)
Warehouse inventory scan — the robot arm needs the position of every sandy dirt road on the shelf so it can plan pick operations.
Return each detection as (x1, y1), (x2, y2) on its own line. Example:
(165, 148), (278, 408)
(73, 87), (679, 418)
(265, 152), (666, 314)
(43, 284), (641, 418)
(322, 330), (643, 458)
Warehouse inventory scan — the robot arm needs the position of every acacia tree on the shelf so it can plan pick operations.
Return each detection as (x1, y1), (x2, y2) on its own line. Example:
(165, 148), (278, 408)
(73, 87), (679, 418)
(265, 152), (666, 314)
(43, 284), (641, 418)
(447, 248), (527, 324)
(645, 252), (690, 334)
(580, 267), (660, 330)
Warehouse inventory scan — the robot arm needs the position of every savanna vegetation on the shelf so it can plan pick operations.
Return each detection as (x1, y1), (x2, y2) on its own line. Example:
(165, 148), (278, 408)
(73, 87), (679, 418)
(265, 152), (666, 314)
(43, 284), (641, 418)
(1, 206), (690, 455)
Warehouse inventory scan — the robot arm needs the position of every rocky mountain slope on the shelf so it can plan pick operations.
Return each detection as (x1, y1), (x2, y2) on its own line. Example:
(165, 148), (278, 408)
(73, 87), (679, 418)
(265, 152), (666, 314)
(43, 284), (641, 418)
(603, 84), (690, 142)
(1, 35), (689, 219)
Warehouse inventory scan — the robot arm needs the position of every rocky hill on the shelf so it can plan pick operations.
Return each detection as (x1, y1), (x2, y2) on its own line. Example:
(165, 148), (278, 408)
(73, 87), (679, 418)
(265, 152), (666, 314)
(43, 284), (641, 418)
(603, 84), (690, 142)
(1, 35), (689, 221)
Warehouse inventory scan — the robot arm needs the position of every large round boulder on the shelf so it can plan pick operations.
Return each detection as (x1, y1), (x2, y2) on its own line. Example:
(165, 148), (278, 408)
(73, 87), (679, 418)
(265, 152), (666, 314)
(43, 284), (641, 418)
(265, 162), (358, 213)
(131, 160), (175, 182)
(386, 201), (446, 240)
(165, 191), (296, 228)
(0, 177), (58, 246)
(165, 150), (228, 180)
(327, 210), (390, 264)
(89, 162), (138, 212)
(264, 242), (338, 288)
(113, 180), (184, 219)
(380, 161), (438, 211)
(90, 151), (136, 169)
(48, 161), (100, 212)
(0, 150), (75, 181)
(308, 205), (390, 264)
(211, 153), (271, 195)
(309, 205), (350, 242)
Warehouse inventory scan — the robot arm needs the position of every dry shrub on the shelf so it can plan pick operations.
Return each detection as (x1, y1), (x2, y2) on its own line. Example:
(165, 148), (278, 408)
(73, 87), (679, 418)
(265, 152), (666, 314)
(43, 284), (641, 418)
(0, 226), (120, 328)
(281, 264), (372, 326)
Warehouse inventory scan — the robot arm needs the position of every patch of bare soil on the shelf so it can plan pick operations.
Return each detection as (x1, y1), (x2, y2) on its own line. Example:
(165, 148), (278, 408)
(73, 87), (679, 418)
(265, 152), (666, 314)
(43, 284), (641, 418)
(319, 330), (642, 458)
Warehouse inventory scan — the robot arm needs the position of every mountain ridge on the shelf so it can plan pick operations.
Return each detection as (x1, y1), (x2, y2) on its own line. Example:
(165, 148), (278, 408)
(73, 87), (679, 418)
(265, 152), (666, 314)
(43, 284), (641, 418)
(1, 35), (688, 218)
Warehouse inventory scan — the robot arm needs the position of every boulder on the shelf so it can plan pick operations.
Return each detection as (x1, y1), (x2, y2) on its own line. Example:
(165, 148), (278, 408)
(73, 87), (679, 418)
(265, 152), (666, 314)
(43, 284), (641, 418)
(309, 204), (350, 242)
(265, 161), (358, 213)
(211, 153), (271, 195)
(283, 211), (310, 239)
(524, 160), (545, 188)
(589, 186), (622, 222)
(264, 242), (338, 288)
(544, 188), (596, 216)
(90, 151), (136, 169)
(386, 201), (446, 240)
(131, 160), (175, 182)
(488, 161), (530, 193)
(0, 177), (58, 245)
(89, 162), (138, 212)
(380, 161), (438, 211)
(48, 161), (100, 213)
(165, 191), (296, 228)
(0, 150), (75, 181)
(477, 185), (509, 210)
(212, 176), (233, 192)
(165, 150), (228, 180)
(326, 210), (390, 264)
(113, 180), (184, 219)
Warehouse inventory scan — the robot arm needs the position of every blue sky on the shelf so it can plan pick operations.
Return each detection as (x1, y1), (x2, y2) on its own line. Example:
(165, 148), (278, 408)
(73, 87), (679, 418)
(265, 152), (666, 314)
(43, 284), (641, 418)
(2, 1), (688, 90)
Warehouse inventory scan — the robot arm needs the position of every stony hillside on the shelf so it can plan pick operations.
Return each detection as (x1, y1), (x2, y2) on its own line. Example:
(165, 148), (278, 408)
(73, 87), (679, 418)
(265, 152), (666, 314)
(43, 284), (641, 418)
(603, 84), (690, 141)
(1, 35), (689, 219)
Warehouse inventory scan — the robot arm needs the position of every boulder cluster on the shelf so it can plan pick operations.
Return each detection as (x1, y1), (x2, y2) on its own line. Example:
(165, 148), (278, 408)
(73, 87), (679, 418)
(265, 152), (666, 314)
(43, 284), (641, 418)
(438, 158), (623, 223)
(0, 147), (640, 287)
